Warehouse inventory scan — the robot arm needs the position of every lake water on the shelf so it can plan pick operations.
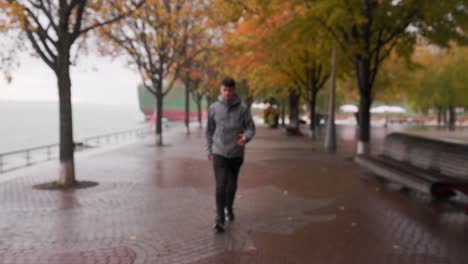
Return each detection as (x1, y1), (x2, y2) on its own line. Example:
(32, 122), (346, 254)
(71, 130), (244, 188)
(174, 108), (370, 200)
(0, 101), (148, 153)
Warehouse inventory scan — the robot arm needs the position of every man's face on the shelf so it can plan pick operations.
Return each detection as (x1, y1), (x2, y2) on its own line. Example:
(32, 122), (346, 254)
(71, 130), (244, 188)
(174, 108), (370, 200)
(220, 85), (235, 102)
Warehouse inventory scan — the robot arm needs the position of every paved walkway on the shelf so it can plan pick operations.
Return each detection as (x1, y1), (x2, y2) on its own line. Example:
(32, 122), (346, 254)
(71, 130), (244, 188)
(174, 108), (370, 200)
(0, 124), (467, 264)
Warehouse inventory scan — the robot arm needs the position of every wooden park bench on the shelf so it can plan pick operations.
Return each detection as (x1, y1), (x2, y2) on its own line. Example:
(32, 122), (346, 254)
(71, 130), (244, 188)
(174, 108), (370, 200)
(355, 132), (468, 213)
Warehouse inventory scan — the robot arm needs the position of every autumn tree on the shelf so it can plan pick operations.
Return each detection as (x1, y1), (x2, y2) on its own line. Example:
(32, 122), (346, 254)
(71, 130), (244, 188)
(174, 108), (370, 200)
(305, 0), (468, 154)
(201, 49), (224, 109)
(269, 7), (339, 136)
(0, 0), (143, 187)
(371, 54), (417, 104)
(220, 1), (337, 135)
(181, 53), (204, 132)
(185, 51), (223, 129)
(217, 3), (292, 128)
(100, 0), (205, 146)
(407, 45), (468, 130)
(180, 23), (214, 133)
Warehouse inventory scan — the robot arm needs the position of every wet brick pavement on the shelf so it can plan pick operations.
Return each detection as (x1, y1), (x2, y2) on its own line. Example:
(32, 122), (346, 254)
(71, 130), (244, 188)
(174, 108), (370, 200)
(0, 125), (467, 263)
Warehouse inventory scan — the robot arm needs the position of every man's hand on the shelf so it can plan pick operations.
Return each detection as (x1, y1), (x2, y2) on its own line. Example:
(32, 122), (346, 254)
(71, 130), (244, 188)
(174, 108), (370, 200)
(208, 154), (213, 161)
(236, 134), (247, 146)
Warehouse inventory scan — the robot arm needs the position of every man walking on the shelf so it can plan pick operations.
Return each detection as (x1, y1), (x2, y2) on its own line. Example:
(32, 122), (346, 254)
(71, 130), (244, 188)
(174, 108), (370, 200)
(206, 77), (256, 233)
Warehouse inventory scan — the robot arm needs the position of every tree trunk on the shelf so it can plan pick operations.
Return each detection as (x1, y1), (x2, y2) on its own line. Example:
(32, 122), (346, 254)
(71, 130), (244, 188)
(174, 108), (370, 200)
(246, 96), (254, 110)
(197, 95), (202, 128)
(155, 91), (164, 146)
(206, 97), (210, 116)
(356, 58), (372, 155)
(309, 90), (318, 138)
(357, 92), (372, 155)
(448, 106), (456, 131)
(443, 108), (448, 129)
(57, 54), (75, 187)
(324, 43), (337, 152)
(184, 79), (190, 134)
(281, 99), (286, 127)
(437, 106), (443, 128)
(289, 90), (300, 129)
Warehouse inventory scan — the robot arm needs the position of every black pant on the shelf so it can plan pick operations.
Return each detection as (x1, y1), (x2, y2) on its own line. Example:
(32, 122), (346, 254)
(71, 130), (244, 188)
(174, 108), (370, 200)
(213, 154), (243, 223)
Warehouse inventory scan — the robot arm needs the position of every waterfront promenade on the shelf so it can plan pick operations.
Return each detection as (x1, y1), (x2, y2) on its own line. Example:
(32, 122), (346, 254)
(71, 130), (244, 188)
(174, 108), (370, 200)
(0, 124), (467, 264)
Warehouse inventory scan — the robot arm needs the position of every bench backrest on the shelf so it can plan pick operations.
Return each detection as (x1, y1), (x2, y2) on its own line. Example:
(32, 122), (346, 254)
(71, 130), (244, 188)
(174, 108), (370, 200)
(382, 132), (468, 181)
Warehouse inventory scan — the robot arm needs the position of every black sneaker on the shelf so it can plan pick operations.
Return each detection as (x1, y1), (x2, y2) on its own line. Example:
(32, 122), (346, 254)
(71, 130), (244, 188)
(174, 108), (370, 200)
(213, 222), (225, 233)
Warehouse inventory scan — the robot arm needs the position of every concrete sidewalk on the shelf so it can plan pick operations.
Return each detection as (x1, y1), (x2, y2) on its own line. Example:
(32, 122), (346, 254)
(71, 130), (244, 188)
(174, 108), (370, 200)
(0, 125), (467, 264)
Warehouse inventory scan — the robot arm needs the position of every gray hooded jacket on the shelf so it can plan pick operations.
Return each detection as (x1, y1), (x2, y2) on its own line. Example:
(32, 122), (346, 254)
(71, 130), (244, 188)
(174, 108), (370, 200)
(206, 94), (256, 158)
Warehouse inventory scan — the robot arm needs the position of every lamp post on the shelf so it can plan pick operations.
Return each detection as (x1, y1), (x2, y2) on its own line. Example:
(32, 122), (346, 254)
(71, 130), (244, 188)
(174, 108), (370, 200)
(324, 42), (337, 152)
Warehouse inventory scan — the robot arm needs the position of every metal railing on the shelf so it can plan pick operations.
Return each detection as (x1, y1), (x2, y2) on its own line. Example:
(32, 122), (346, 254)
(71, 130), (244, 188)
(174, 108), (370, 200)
(0, 127), (152, 174)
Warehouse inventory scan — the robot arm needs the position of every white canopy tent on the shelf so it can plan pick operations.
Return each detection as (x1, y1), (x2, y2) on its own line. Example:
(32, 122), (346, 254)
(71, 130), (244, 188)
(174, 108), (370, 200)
(339, 104), (359, 113)
(370, 105), (406, 114)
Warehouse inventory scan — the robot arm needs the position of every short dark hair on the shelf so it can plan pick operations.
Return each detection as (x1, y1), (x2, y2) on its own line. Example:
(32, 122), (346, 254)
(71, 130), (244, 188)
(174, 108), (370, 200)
(221, 77), (236, 88)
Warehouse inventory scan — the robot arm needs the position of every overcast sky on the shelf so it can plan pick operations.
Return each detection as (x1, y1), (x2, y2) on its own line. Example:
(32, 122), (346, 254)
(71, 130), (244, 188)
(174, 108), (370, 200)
(0, 53), (141, 106)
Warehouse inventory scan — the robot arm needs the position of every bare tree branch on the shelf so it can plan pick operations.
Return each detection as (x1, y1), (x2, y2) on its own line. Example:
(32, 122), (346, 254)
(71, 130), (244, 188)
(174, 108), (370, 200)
(25, 20), (56, 70)
(76, 0), (145, 39)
